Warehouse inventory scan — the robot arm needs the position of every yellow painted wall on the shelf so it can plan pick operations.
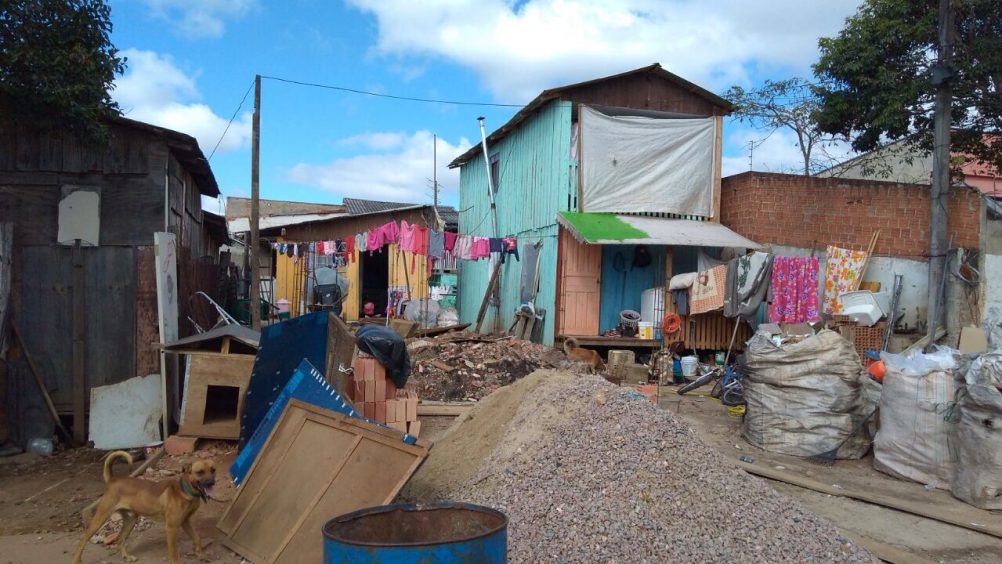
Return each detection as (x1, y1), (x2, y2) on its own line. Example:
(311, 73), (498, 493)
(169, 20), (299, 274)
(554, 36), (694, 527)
(387, 243), (429, 302)
(272, 238), (428, 321)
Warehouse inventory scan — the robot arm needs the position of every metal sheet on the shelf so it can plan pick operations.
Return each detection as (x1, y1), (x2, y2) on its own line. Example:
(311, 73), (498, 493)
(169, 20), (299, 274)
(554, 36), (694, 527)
(88, 373), (162, 449)
(557, 212), (763, 249)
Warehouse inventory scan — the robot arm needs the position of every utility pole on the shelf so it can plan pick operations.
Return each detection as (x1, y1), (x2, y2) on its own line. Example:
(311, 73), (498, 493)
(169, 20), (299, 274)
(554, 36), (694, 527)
(433, 134), (438, 212)
(250, 75), (262, 331)
(926, 0), (953, 351)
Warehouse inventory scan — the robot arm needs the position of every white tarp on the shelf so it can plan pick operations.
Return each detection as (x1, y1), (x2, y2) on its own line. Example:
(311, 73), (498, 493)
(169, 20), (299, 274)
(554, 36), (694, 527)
(579, 106), (715, 216)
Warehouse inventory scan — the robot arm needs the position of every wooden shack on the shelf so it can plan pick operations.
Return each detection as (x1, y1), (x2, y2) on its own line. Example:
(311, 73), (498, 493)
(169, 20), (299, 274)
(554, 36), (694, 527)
(0, 116), (228, 443)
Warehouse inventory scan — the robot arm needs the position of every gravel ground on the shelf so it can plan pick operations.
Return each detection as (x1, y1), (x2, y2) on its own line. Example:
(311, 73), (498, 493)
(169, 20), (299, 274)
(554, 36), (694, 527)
(405, 370), (876, 563)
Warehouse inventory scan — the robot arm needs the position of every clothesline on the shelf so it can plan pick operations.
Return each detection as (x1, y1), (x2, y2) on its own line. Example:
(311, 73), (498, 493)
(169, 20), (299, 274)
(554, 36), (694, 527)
(270, 218), (523, 273)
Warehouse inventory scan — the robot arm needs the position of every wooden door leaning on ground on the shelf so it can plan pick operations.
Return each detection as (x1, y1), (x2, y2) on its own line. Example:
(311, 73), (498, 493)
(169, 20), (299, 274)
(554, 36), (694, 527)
(558, 228), (601, 336)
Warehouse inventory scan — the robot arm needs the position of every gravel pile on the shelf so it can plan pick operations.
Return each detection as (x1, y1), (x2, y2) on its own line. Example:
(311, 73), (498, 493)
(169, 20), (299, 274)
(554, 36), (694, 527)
(403, 370), (875, 563)
(407, 333), (567, 401)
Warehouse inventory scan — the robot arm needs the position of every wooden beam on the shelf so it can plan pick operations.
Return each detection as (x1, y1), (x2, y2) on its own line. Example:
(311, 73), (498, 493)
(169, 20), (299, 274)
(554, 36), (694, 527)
(711, 115), (722, 222)
(740, 462), (1002, 539)
(10, 318), (74, 444)
(72, 239), (86, 445)
(474, 260), (502, 333)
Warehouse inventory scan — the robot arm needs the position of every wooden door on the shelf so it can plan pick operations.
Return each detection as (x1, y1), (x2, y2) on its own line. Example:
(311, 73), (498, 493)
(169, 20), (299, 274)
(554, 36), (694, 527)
(558, 228), (601, 335)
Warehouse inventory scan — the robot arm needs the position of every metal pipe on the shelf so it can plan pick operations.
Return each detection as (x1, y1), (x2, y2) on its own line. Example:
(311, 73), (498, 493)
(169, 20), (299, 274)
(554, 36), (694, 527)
(477, 117), (499, 238)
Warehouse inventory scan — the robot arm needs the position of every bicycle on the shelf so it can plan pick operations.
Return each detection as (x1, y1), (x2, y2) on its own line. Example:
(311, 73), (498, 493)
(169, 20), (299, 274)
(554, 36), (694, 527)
(677, 363), (745, 406)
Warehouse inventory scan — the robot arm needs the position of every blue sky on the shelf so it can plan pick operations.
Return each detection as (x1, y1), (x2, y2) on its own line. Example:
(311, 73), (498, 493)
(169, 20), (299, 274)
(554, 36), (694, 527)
(108, 0), (863, 212)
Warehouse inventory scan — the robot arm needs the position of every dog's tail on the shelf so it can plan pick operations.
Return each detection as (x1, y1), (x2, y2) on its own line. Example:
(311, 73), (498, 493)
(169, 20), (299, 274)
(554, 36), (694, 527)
(103, 451), (134, 483)
(563, 337), (580, 355)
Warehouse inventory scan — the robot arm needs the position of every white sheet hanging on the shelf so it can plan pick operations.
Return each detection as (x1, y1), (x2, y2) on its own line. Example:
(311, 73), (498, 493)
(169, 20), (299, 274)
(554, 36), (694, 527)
(579, 105), (715, 216)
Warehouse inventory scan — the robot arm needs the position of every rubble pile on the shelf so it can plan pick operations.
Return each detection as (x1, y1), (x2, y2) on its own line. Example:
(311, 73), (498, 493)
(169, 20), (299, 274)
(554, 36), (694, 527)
(407, 333), (567, 401)
(403, 370), (875, 563)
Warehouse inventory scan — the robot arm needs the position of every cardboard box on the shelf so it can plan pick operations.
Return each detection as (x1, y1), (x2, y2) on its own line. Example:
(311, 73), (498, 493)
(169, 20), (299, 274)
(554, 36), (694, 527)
(405, 397), (418, 422)
(396, 400), (407, 423)
(407, 420), (421, 437)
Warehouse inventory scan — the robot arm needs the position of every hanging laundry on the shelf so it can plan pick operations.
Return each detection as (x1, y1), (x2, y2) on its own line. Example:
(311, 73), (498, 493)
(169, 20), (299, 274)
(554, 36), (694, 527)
(454, 235), (473, 260)
(377, 221), (400, 247)
(471, 237), (491, 260)
(823, 245), (868, 314)
(366, 229), (380, 252)
(428, 230), (445, 259)
(325, 241), (336, 256)
(279, 243), (287, 254)
(344, 237), (355, 263)
(723, 252), (773, 319)
(316, 241), (325, 255)
(443, 231), (457, 253)
(503, 236), (519, 262)
(399, 220), (418, 252)
(768, 256), (820, 323)
(356, 232), (367, 254)
(689, 264), (727, 315)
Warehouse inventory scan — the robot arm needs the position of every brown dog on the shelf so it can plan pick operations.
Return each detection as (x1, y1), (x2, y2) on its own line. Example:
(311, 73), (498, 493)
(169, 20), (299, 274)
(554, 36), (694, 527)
(71, 451), (216, 564)
(563, 337), (606, 372)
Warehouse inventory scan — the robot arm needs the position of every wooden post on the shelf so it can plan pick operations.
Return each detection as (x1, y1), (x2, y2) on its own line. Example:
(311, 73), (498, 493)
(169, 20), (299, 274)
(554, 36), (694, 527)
(72, 239), (86, 445)
(250, 74), (262, 331)
(712, 115), (723, 222)
(926, 0), (952, 351)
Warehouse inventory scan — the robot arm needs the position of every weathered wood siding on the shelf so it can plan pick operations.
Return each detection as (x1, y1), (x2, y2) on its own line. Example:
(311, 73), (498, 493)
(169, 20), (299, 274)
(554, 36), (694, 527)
(17, 246), (136, 410)
(564, 73), (724, 117)
(457, 100), (573, 344)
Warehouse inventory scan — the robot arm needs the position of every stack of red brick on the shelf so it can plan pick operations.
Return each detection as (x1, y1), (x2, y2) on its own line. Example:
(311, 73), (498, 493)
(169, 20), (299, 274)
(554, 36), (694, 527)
(349, 352), (421, 437)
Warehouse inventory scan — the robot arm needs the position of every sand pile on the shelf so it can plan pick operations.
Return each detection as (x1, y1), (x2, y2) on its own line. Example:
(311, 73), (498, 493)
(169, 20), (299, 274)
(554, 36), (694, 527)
(401, 370), (874, 563)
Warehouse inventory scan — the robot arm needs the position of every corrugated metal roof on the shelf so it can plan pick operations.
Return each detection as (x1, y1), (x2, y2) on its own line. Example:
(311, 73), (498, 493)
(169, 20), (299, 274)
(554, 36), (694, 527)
(557, 212), (761, 249)
(343, 198), (420, 216)
(227, 212), (349, 233)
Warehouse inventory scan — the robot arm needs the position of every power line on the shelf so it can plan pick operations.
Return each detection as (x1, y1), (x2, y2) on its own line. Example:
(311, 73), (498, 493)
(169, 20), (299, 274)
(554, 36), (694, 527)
(260, 75), (524, 108)
(208, 79), (255, 161)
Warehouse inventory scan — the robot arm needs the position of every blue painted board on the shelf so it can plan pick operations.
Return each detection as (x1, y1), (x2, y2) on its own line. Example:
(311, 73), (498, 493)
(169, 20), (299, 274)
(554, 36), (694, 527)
(231, 358), (416, 485)
(599, 245), (668, 333)
(238, 311), (329, 448)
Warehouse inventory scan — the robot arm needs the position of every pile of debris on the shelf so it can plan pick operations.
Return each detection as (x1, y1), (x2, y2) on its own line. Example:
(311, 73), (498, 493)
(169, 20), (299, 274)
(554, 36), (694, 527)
(406, 333), (567, 401)
(402, 370), (874, 562)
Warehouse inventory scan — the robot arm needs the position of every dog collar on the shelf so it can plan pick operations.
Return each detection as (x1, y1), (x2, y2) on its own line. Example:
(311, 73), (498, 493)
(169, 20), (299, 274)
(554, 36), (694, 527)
(180, 478), (207, 503)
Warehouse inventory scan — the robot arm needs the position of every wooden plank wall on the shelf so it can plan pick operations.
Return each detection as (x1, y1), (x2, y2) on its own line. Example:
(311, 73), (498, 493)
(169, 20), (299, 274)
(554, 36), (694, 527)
(457, 100), (573, 344)
(17, 246), (137, 409)
(564, 72), (725, 117)
(662, 297), (751, 351)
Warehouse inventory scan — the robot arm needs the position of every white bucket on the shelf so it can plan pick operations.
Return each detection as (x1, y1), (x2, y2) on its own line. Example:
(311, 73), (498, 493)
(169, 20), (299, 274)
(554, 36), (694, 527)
(681, 356), (699, 378)
(638, 321), (654, 340)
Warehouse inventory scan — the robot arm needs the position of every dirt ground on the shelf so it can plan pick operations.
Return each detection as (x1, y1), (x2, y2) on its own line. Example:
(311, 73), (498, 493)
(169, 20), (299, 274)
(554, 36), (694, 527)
(4, 383), (1002, 563)
(0, 442), (244, 564)
(660, 388), (1002, 564)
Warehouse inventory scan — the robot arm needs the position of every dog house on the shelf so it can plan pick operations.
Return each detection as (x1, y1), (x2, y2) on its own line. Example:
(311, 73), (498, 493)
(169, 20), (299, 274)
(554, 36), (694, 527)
(164, 324), (260, 439)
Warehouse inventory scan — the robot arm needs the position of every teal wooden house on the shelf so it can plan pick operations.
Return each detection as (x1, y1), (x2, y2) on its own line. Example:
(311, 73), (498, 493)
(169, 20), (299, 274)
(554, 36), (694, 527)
(450, 64), (761, 349)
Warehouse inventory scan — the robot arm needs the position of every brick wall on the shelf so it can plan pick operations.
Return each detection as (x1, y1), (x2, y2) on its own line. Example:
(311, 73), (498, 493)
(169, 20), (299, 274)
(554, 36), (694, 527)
(720, 172), (982, 258)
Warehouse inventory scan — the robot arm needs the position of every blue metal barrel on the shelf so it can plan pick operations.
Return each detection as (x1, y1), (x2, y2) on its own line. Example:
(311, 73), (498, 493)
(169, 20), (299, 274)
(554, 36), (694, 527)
(322, 502), (507, 563)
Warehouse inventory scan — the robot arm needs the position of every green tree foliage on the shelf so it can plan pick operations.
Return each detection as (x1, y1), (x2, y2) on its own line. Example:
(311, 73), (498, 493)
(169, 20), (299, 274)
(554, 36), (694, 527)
(813, 0), (1002, 174)
(723, 78), (843, 176)
(0, 0), (126, 137)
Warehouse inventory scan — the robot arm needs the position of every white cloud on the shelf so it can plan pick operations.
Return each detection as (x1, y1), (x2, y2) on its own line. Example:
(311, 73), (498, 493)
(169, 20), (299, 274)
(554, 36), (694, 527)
(113, 49), (251, 156)
(143, 0), (256, 39)
(722, 127), (855, 177)
(348, 0), (861, 101)
(287, 131), (471, 202)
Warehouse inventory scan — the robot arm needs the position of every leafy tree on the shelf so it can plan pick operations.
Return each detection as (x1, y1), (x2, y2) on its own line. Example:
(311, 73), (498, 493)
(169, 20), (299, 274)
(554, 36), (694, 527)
(0, 0), (126, 138)
(813, 0), (1002, 175)
(723, 78), (844, 176)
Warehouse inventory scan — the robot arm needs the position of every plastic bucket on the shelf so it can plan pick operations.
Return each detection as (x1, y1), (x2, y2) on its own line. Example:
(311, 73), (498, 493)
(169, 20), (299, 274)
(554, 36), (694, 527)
(681, 356), (699, 378)
(638, 322), (653, 340)
(323, 502), (507, 563)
